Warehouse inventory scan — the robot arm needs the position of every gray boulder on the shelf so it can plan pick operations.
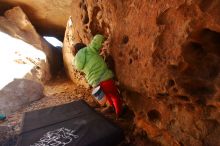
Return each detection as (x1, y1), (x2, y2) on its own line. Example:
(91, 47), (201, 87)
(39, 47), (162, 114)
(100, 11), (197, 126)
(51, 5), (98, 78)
(0, 79), (44, 115)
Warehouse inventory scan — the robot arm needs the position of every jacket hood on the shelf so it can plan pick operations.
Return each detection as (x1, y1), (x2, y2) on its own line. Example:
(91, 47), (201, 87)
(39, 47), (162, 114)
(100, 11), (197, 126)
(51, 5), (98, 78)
(89, 34), (105, 52)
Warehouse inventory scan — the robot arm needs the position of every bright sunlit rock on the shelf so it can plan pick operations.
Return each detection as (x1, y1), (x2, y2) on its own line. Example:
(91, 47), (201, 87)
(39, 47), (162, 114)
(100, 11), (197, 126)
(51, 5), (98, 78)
(0, 32), (47, 89)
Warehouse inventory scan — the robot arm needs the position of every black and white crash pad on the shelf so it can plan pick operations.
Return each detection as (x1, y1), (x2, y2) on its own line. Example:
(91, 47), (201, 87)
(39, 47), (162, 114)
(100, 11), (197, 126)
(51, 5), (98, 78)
(17, 100), (124, 146)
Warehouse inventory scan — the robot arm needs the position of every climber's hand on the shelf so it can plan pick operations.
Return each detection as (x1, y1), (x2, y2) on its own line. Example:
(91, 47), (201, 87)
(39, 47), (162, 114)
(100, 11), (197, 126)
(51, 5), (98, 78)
(100, 46), (108, 59)
(100, 36), (111, 59)
(103, 37), (111, 48)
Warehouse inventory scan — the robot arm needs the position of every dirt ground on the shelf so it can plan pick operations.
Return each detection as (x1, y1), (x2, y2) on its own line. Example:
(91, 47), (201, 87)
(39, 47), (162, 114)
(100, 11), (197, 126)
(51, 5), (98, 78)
(0, 72), (159, 146)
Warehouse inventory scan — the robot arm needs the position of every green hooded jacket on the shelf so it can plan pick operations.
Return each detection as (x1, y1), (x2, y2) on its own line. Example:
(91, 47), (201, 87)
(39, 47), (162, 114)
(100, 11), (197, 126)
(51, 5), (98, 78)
(73, 34), (114, 87)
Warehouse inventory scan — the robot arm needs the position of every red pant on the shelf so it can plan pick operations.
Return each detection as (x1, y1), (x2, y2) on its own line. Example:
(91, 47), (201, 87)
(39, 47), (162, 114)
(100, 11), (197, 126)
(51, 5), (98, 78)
(100, 79), (122, 116)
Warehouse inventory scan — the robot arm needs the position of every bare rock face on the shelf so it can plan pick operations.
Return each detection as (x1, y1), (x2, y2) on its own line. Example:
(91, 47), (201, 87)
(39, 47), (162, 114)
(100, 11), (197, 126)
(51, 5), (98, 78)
(0, 79), (44, 115)
(65, 0), (220, 145)
(0, 0), (72, 38)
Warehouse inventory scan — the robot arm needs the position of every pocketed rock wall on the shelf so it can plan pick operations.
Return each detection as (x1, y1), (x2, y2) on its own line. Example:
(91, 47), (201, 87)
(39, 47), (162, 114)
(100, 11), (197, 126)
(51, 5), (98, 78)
(63, 0), (220, 145)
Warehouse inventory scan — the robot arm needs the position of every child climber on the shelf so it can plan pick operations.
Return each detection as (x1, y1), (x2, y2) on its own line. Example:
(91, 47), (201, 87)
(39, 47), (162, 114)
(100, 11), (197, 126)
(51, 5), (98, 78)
(72, 34), (122, 117)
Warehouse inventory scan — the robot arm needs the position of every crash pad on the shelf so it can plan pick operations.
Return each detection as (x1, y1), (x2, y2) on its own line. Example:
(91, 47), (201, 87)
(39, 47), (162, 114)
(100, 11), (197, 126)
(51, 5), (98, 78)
(17, 100), (124, 146)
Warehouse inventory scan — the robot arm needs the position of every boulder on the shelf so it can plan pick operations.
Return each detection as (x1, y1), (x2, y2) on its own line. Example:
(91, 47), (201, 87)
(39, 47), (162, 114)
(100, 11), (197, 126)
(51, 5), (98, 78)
(2, 6), (63, 76)
(0, 6), (52, 84)
(0, 7), (54, 114)
(0, 79), (44, 115)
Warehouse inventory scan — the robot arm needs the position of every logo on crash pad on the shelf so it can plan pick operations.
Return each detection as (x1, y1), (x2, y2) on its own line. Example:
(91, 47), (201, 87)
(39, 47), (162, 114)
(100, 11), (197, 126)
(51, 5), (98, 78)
(30, 127), (79, 146)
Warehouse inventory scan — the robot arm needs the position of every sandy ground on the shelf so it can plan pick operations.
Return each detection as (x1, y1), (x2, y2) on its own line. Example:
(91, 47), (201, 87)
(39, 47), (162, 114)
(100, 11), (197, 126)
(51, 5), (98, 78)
(0, 73), (159, 146)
